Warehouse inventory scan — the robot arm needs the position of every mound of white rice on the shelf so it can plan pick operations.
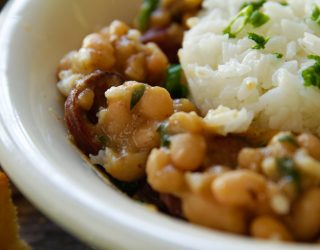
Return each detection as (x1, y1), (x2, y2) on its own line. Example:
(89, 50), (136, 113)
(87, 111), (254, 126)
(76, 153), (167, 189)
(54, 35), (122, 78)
(180, 0), (320, 135)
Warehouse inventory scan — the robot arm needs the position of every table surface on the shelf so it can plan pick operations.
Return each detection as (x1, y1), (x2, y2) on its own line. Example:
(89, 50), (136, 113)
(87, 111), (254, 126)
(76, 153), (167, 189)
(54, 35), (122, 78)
(1, 165), (93, 249)
(13, 186), (93, 250)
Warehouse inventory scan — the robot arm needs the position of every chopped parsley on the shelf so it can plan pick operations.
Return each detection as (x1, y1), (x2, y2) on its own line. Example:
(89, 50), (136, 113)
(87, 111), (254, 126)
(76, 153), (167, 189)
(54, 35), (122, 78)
(224, 2), (269, 38)
(276, 157), (300, 188)
(273, 53), (283, 59)
(302, 55), (320, 89)
(311, 4), (320, 26)
(130, 84), (146, 110)
(138, 0), (159, 31)
(157, 123), (171, 147)
(165, 64), (189, 99)
(248, 32), (269, 49)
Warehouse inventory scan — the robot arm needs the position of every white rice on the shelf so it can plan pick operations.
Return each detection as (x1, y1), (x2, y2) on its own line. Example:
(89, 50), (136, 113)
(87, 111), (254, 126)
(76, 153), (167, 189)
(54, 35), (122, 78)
(180, 0), (320, 135)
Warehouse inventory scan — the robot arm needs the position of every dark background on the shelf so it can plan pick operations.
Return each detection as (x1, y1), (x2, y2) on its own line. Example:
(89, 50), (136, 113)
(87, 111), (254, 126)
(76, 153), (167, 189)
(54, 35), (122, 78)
(13, 188), (92, 250)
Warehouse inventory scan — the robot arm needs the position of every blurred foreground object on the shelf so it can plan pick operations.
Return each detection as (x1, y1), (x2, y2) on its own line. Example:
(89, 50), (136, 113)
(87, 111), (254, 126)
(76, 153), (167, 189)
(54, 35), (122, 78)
(0, 0), (7, 11)
(0, 172), (30, 250)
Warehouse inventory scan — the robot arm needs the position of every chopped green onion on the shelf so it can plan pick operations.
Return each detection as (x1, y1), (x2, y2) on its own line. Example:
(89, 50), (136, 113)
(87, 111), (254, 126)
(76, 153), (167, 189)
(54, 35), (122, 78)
(273, 53), (283, 59)
(240, 0), (266, 11)
(278, 134), (298, 146)
(138, 0), (159, 31)
(308, 54), (320, 62)
(157, 123), (171, 147)
(224, 5), (253, 38)
(302, 65), (320, 88)
(248, 32), (269, 49)
(130, 84), (146, 110)
(224, 2), (269, 38)
(302, 55), (320, 89)
(311, 4), (320, 26)
(165, 64), (189, 99)
(249, 10), (270, 27)
(276, 157), (300, 187)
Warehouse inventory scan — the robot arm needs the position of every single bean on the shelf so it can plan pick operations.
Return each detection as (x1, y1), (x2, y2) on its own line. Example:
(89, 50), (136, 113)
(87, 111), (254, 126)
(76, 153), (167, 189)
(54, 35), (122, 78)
(251, 216), (293, 241)
(170, 133), (206, 171)
(238, 148), (263, 172)
(168, 112), (203, 134)
(212, 169), (267, 208)
(287, 188), (320, 241)
(146, 149), (185, 194)
(182, 193), (247, 234)
(138, 87), (173, 120)
(298, 133), (320, 161)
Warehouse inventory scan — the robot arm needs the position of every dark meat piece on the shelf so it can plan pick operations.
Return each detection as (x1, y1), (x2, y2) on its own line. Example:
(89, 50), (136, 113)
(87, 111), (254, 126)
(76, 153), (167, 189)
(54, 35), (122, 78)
(159, 193), (183, 218)
(206, 136), (250, 168)
(65, 70), (123, 155)
(141, 26), (183, 63)
(134, 183), (183, 218)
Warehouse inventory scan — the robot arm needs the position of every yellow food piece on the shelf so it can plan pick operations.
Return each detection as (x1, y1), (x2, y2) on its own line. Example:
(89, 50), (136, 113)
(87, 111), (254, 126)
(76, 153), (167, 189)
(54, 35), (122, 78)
(0, 172), (30, 250)
(170, 133), (206, 171)
(250, 216), (293, 241)
(182, 193), (247, 234)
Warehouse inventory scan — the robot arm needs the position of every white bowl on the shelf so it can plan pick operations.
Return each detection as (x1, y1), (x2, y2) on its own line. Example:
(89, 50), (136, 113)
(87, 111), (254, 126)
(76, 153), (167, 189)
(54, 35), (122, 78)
(0, 0), (317, 249)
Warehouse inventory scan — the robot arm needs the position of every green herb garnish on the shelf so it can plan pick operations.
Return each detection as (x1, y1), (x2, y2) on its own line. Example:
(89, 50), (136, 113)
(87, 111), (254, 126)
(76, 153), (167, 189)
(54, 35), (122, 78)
(302, 55), (320, 89)
(224, 5), (253, 38)
(224, 2), (269, 38)
(240, 0), (266, 10)
(278, 134), (298, 146)
(249, 10), (270, 27)
(248, 32), (269, 49)
(280, 1), (288, 6)
(240, 0), (269, 26)
(138, 0), (159, 31)
(157, 123), (171, 147)
(165, 64), (189, 99)
(276, 157), (300, 188)
(311, 4), (320, 26)
(308, 54), (320, 62)
(130, 84), (146, 110)
(273, 53), (283, 59)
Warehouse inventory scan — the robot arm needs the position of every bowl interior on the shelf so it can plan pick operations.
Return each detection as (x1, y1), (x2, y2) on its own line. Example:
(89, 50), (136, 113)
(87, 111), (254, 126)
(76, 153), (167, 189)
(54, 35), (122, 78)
(0, 0), (317, 249)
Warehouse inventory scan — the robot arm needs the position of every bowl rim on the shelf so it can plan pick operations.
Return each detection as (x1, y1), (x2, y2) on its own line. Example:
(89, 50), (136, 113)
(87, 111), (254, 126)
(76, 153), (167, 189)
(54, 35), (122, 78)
(0, 0), (318, 249)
